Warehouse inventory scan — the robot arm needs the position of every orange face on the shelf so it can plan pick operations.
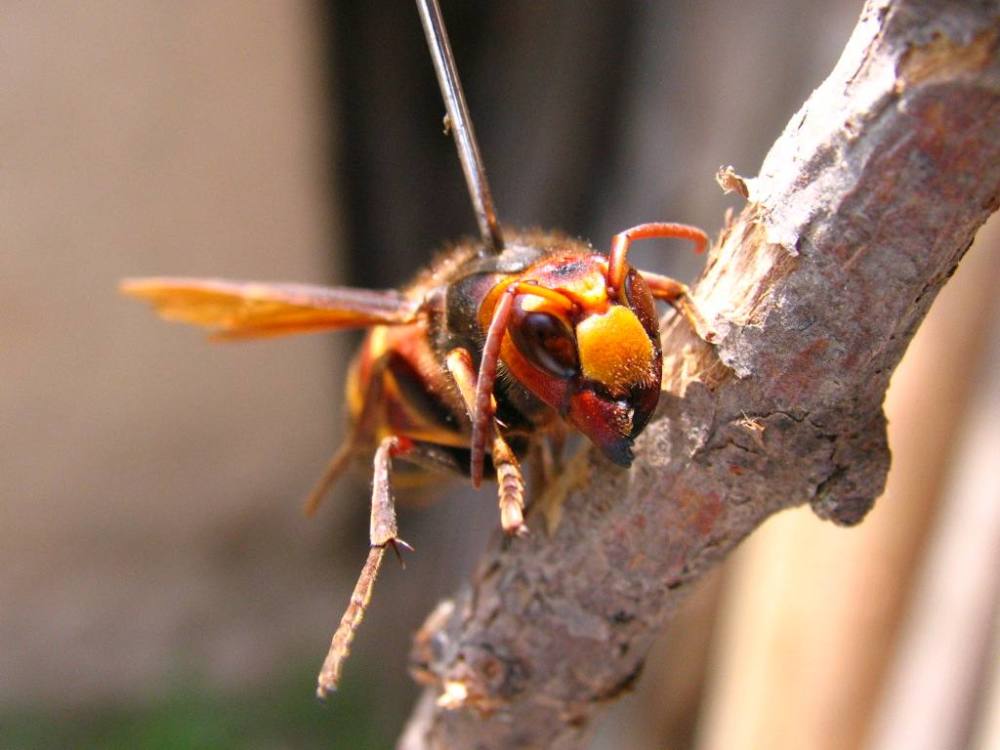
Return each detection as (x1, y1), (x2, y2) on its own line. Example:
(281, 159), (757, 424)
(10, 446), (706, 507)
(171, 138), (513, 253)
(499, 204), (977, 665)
(491, 253), (663, 466)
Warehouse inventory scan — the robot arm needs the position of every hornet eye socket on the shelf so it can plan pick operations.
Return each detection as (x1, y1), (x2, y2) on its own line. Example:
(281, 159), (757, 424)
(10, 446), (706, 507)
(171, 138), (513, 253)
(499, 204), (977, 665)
(510, 309), (579, 379)
(623, 269), (659, 338)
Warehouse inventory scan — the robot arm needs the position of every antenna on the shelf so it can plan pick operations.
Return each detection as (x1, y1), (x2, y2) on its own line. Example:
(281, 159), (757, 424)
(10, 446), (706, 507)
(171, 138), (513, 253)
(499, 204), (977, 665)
(416, 0), (504, 254)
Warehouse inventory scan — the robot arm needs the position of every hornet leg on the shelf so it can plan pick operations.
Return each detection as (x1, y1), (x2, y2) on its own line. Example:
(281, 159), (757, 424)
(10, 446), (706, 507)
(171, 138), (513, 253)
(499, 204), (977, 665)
(640, 270), (718, 343)
(303, 355), (390, 517)
(446, 347), (527, 536)
(604, 222), (717, 342)
(316, 434), (414, 697)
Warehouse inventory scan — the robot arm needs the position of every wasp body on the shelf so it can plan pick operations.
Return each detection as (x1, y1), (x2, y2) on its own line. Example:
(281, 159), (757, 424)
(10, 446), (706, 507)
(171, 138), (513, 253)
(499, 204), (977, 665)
(122, 222), (708, 694)
(121, 0), (712, 697)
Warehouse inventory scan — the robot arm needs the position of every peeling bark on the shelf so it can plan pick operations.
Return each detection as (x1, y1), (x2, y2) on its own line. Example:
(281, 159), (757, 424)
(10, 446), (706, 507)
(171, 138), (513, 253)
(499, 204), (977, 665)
(398, 2), (1000, 748)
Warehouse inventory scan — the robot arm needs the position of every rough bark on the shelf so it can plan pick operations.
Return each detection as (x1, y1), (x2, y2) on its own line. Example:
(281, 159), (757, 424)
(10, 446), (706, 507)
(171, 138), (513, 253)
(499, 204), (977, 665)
(398, 2), (1000, 748)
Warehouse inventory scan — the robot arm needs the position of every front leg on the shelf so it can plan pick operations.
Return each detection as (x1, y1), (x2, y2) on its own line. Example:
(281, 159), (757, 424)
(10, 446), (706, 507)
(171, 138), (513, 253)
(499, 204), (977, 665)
(446, 347), (527, 536)
(316, 435), (413, 697)
(602, 221), (717, 343)
(641, 270), (718, 344)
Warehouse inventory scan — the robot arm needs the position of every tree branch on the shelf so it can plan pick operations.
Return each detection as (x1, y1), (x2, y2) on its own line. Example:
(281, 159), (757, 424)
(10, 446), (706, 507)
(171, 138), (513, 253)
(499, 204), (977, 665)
(399, 1), (1000, 747)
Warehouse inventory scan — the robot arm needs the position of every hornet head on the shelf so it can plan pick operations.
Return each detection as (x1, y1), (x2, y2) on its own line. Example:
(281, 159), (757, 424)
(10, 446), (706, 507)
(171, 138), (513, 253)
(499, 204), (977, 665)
(488, 249), (663, 466)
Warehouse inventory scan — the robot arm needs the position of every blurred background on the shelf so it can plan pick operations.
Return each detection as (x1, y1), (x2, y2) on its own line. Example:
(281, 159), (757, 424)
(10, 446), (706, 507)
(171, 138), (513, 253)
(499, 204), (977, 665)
(3, 1), (998, 748)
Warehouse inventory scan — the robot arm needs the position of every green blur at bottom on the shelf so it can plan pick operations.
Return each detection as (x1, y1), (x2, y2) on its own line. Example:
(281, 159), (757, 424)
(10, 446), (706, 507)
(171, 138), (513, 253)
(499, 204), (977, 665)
(1, 661), (401, 750)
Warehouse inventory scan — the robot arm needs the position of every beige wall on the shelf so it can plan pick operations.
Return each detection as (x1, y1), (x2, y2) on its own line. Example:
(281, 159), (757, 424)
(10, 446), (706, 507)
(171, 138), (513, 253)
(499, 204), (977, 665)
(2, 1), (345, 704)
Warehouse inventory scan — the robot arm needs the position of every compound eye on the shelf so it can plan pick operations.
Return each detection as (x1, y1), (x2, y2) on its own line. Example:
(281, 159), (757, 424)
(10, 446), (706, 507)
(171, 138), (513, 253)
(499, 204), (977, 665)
(623, 269), (659, 338)
(510, 310), (579, 379)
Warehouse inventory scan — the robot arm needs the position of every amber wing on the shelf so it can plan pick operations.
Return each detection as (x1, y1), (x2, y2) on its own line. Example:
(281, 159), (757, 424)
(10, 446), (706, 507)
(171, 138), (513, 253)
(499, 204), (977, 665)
(120, 278), (422, 339)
